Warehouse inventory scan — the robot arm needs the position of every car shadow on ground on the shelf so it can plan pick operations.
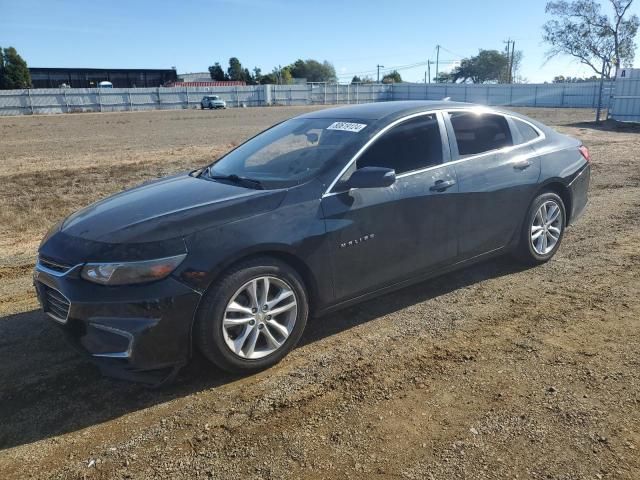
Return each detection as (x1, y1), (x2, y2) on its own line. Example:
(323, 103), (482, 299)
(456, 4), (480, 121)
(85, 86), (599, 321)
(562, 119), (640, 133)
(0, 256), (530, 450)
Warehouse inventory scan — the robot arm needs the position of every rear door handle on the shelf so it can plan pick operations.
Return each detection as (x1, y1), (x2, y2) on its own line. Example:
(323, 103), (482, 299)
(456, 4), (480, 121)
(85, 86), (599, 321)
(512, 160), (532, 171)
(429, 179), (456, 192)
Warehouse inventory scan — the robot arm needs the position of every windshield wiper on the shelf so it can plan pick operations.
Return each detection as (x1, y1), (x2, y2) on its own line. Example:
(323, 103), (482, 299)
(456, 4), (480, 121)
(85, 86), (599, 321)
(208, 172), (264, 190)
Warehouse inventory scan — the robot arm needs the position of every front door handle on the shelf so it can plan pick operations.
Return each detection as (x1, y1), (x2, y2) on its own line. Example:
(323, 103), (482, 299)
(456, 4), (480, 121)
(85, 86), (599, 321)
(512, 159), (532, 171)
(429, 179), (456, 192)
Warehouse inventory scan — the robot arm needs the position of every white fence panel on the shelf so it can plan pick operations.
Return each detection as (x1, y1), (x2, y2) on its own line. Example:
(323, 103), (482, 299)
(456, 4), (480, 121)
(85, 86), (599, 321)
(0, 89), (31, 115)
(610, 69), (640, 122)
(0, 81), (616, 116)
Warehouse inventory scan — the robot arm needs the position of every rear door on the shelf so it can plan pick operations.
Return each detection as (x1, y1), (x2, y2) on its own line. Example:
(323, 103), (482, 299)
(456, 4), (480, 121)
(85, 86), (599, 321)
(321, 112), (458, 302)
(445, 111), (541, 259)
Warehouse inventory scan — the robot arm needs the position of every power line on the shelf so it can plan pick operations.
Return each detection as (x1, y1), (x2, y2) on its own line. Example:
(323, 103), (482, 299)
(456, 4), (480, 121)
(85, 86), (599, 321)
(338, 59), (458, 79)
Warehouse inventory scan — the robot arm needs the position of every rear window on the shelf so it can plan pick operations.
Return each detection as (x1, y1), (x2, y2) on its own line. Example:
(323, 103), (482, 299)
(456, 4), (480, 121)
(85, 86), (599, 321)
(449, 112), (513, 156)
(513, 118), (540, 143)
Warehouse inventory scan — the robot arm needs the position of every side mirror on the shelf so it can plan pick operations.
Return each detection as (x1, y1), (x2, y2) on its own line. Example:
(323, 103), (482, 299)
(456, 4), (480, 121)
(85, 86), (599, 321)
(344, 167), (396, 189)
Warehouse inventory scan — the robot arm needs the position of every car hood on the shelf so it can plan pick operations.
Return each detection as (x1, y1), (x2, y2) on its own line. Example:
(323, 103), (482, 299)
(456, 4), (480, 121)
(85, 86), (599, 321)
(60, 172), (287, 243)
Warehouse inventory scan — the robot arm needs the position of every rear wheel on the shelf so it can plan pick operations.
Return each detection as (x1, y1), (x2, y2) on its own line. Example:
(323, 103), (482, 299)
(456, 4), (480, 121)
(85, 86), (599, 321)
(194, 257), (308, 373)
(515, 191), (566, 264)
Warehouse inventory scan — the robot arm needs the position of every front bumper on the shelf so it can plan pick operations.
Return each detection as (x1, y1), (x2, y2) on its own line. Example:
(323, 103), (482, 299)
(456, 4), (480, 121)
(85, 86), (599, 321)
(33, 259), (201, 382)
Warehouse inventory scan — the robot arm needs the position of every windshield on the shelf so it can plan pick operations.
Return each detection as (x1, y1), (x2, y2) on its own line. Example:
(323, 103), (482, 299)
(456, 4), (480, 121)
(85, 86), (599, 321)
(206, 118), (369, 188)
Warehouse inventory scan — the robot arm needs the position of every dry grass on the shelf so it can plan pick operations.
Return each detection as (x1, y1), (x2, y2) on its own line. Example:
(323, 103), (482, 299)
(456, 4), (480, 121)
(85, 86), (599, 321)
(0, 106), (639, 479)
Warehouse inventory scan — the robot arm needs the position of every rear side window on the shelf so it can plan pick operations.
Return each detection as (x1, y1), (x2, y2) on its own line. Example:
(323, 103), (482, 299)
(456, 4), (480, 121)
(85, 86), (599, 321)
(513, 118), (540, 143)
(449, 112), (513, 156)
(357, 114), (443, 174)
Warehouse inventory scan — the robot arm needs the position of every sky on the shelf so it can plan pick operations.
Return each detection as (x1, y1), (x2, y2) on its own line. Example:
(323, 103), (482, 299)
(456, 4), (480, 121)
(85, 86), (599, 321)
(2, 0), (639, 83)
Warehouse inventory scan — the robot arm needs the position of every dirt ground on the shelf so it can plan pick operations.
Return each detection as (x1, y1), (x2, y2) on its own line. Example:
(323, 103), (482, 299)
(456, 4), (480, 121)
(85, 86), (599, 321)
(0, 106), (638, 480)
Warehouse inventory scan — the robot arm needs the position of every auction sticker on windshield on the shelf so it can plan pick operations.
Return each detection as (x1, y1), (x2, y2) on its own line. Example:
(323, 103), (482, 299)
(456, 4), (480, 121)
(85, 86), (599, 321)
(327, 122), (367, 133)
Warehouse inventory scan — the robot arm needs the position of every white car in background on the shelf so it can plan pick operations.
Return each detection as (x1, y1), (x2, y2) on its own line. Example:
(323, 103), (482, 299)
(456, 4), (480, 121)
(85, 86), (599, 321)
(200, 95), (227, 109)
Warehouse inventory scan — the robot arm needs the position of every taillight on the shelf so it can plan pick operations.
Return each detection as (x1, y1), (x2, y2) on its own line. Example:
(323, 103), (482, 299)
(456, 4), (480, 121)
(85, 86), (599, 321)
(578, 145), (591, 163)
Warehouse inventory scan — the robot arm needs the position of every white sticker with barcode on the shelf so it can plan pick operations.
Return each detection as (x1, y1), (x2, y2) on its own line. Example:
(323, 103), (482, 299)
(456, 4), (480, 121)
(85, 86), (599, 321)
(327, 121), (367, 133)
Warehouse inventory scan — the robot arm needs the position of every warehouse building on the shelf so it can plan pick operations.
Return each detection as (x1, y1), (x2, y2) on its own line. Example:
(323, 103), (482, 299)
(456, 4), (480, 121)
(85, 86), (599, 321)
(29, 67), (178, 88)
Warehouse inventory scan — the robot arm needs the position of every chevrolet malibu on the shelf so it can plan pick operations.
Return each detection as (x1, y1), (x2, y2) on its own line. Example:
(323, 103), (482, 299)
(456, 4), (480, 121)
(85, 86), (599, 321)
(34, 101), (590, 383)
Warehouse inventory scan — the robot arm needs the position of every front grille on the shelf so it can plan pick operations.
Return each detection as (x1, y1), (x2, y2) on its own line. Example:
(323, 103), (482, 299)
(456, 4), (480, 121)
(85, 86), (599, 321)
(40, 284), (71, 323)
(38, 256), (72, 274)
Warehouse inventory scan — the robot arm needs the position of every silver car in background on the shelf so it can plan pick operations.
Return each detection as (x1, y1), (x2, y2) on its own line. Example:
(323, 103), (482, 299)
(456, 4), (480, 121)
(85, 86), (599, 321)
(200, 95), (227, 110)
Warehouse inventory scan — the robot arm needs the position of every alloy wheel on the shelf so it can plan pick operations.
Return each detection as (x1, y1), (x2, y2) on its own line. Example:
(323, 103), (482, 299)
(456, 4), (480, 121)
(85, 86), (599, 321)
(530, 200), (563, 255)
(222, 276), (298, 359)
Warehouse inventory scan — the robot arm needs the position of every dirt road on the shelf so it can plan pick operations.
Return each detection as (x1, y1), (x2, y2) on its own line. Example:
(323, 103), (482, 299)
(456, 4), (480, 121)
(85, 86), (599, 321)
(0, 106), (638, 479)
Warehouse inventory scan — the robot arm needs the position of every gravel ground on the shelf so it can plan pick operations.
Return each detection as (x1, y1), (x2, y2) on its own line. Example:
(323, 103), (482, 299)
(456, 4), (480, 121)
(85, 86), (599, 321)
(0, 106), (638, 479)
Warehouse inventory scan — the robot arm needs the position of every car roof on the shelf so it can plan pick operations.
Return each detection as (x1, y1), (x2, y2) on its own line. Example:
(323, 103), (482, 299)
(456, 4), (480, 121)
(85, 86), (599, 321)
(297, 100), (476, 121)
(300, 100), (538, 121)
(296, 100), (547, 132)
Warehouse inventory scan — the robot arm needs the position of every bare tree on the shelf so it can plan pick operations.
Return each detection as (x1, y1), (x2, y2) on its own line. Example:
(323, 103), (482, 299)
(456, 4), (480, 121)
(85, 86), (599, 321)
(543, 0), (639, 78)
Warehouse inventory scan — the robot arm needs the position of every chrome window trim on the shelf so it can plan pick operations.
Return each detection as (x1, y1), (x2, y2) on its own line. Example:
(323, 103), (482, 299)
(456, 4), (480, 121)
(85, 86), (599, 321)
(321, 107), (546, 198)
(322, 110), (442, 196)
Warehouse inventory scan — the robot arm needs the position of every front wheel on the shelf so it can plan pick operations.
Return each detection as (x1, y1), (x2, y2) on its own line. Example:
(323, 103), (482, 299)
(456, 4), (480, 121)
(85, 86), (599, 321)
(194, 257), (308, 373)
(515, 191), (566, 264)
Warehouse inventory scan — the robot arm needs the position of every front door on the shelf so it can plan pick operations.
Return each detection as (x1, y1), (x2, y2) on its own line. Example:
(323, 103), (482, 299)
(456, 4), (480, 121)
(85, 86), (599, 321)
(321, 112), (458, 302)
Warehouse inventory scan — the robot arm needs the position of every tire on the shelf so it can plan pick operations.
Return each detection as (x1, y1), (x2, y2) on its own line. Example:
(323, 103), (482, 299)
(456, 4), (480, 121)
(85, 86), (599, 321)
(515, 191), (566, 265)
(194, 257), (309, 374)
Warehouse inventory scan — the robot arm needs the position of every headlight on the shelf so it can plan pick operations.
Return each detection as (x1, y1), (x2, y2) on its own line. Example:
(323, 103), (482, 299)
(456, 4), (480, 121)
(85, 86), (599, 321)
(80, 254), (187, 286)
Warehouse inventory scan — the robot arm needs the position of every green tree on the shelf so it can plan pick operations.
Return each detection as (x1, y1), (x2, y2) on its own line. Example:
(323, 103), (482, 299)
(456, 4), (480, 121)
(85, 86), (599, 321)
(382, 70), (402, 83)
(543, 0), (639, 78)
(280, 67), (293, 84)
(259, 72), (277, 84)
(350, 75), (374, 84)
(449, 50), (509, 83)
(0, 47), (31, 89)
(243, 68), (256, 85)
(208, 62), (226, 81)
(553, 74), (600, 82)
(434, 72), (454, 83)
(227, 57), (245, 81)
(252, 67), (262, 84)
(288, 59), (336, 82)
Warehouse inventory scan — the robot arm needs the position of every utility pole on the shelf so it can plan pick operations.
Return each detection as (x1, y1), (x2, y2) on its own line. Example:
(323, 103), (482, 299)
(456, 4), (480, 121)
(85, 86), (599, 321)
(427, 61), (431, 83)
(509, 40), (516, 83)
(503, 39), (512, 83)
(435, 45), (440, 82)
(503, 39), (516, 83)
(377, 64), (384, 83)
(596, 58), (606, 123)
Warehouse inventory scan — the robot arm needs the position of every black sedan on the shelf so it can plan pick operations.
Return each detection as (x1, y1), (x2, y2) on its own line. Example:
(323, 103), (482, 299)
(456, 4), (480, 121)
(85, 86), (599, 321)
(34, 101), (590, 383)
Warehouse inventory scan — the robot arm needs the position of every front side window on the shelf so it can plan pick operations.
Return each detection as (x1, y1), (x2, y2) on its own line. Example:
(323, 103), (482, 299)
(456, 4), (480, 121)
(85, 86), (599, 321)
(356, 114), (443, 174)
(449, 111), (513, 156)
